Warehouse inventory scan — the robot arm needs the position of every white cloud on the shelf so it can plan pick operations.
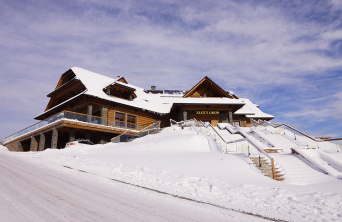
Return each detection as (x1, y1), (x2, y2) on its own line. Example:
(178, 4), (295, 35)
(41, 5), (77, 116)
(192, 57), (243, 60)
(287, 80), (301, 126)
(0, 0), (342, 137)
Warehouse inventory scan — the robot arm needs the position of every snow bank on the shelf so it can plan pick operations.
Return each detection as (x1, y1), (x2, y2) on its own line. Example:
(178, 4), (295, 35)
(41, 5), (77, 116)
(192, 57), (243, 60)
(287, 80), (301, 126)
(0, 145), (9, 152)
(10, 127), (342, 221)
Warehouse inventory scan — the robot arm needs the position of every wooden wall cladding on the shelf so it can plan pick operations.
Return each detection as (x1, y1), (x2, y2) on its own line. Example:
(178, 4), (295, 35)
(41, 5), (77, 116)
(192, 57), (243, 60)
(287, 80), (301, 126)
(4, 140), (16, 151)
(107, 105), (155, 126)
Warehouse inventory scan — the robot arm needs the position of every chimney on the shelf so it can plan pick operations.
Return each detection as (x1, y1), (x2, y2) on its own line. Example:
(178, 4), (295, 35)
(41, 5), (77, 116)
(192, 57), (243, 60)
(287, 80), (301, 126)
(151, 86), (156, 91)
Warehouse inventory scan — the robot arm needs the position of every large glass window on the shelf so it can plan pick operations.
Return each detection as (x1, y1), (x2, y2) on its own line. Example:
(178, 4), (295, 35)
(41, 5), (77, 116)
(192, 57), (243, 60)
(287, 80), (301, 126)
(127, 115), (136, 128)
(115, 112), (136, 128)
(115, 112), (125, 127)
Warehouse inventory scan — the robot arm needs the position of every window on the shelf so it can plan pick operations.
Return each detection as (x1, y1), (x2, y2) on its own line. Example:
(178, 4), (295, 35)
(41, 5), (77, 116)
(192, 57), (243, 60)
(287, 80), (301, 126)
(115, 112), (137, 128)
(127, 115), (136, 128)
(233, 121), (240, 126)
(115, 112), (125, 127)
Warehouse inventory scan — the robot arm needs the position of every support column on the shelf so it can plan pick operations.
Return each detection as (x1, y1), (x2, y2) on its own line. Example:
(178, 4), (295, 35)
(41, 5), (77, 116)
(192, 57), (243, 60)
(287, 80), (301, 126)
(30, 136), (37, 152)
(87, 103), (93, 123)
(38, 132), (45, 151)
(51, 127), (58, 149)
(229, 110), (233, 125)
(16, 140), (23, 152)
(100, 133), (106, 144)
(85, 131), (90, 141)
(69, 130), (75, 142)
(219, 111), (229, 123)
(183, 110), (187, 121)
(101, 105), (108, 125)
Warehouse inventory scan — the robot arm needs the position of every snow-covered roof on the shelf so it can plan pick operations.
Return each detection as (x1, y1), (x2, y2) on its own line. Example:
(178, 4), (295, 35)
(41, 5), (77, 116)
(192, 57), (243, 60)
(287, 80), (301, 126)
(173, 97), (245, 105)
(233, 101), (255, 115)
(235, 99), (274, 119)
(38, 67), (274, 119)
(70, 67), (176, 114)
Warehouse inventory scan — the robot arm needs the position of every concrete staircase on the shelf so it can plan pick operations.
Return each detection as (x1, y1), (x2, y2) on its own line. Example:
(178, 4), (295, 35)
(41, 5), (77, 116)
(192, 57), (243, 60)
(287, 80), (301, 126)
(250, 156), (285, 181)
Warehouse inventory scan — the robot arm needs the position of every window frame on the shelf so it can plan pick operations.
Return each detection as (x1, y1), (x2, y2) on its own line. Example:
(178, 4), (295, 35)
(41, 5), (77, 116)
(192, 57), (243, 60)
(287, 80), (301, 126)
(114, 111), (137, 128)
(127, 115), (136, 129)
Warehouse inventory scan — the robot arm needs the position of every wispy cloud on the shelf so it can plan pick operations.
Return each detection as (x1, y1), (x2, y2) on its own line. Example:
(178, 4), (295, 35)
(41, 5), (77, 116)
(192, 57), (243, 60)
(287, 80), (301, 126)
(1, 0), (342, 140)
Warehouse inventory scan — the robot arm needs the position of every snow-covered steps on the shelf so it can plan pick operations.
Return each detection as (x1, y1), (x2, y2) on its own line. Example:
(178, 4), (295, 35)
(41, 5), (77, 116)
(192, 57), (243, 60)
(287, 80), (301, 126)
(249, 156), (284, 181)
(271, 154), (332, 185)
(291, 148), (342, 179)
(251, 128), (300, 153)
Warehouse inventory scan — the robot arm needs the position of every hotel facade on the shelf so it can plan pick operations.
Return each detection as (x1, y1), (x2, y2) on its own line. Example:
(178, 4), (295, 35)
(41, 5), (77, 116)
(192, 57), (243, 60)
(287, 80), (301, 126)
(3, 67), (273, 151)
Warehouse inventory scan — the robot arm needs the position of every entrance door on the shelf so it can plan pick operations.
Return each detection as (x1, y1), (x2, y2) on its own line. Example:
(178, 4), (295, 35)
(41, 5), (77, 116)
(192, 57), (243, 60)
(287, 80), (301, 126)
(190, 114), (219, 126)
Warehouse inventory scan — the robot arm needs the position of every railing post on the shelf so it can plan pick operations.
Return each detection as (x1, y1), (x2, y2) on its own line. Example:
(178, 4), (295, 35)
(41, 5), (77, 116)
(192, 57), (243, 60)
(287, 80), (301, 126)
(271, 158), (276, 180)
(248, 142), (250, 157)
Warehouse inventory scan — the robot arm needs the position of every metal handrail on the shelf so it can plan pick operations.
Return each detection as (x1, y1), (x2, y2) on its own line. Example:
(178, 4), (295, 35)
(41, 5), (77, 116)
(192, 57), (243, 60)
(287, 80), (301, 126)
(138, 121), (161, 133)
(111, 130), (129, 142)
(194, 120), (276, 179)
(197, 120), (227, 143)
(251, 118), (342, 143)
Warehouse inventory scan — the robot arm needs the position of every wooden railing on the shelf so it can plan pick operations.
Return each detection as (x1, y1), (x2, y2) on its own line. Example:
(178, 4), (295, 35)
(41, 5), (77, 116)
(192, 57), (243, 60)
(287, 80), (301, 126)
(110, 121), (161, 142)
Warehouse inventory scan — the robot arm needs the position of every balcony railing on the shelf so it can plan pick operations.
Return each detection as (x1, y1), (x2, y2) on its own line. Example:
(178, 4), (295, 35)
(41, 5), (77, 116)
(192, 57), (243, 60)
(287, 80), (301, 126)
(4, 111), (152, 144)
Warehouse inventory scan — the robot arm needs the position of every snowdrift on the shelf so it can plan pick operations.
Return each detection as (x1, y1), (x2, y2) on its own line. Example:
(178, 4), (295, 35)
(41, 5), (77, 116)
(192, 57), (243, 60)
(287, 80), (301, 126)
(6, 126), (342, 222)
(0, 145), (9, 152)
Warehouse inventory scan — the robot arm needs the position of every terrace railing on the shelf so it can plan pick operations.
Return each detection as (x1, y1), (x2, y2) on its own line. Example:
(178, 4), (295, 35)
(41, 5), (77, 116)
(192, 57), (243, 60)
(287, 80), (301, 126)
(251, 119), (342, 153)
(4, 111), (154, 144)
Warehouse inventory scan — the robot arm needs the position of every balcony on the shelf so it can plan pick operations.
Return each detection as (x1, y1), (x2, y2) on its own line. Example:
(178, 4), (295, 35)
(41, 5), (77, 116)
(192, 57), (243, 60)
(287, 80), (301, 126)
(4, 111), (156, 144)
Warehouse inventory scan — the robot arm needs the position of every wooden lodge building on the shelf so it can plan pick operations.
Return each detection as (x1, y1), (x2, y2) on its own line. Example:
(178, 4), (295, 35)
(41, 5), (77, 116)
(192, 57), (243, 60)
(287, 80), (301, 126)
(3, 67), (274, 152)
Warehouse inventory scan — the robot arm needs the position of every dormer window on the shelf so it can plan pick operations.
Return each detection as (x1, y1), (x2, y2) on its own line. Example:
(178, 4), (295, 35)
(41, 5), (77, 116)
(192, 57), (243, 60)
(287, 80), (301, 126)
(103, 82), (137, 101)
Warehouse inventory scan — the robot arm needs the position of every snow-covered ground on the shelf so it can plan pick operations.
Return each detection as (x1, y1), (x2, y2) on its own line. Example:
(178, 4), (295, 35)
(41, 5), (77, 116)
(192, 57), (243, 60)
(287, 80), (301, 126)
(2, 126), (342, 221)
(1, 147), (266, 222)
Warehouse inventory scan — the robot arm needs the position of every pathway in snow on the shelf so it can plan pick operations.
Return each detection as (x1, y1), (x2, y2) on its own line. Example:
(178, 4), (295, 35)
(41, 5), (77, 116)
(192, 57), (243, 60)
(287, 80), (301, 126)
(253, 129), (299, 151)
(213, 127), (244, 141)
(0, 152), (269, 222)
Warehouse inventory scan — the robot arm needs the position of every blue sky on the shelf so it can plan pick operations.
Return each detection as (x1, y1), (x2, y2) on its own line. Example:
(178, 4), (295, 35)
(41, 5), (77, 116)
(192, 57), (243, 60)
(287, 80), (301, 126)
(1, 0), (342, 142)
